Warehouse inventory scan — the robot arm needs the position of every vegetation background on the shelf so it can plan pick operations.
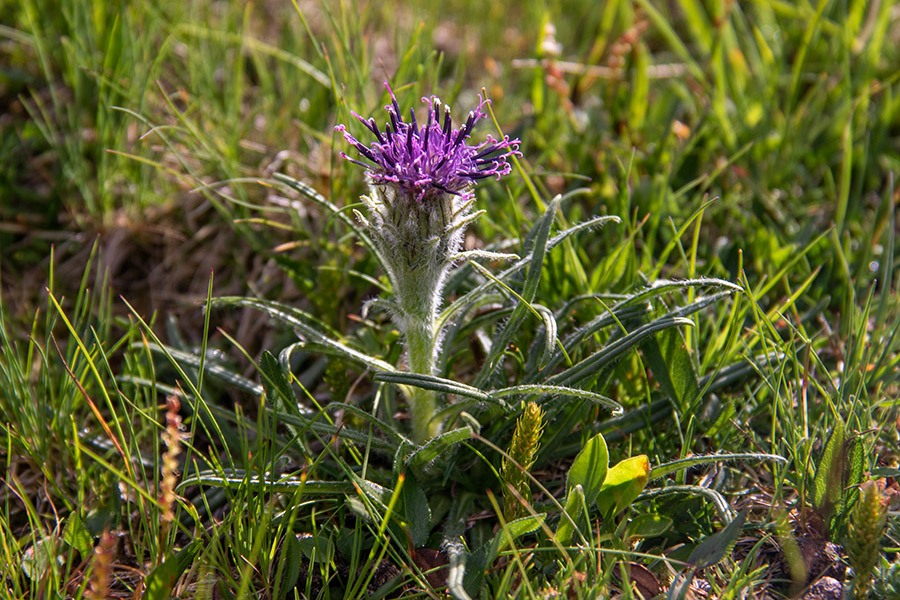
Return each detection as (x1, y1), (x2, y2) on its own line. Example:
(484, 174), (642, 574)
(1, 0), (899, 598)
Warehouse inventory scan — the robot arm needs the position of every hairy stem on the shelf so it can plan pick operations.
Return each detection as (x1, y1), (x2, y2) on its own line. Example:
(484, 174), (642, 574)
(401, 311), (440, 443)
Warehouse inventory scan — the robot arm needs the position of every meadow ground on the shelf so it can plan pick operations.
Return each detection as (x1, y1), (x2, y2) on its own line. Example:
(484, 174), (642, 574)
(1, 1), (899, 598)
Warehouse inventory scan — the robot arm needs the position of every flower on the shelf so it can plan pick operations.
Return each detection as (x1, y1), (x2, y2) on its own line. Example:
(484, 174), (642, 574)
(335, 83), (521, 442)
(335, 83), (520, 203)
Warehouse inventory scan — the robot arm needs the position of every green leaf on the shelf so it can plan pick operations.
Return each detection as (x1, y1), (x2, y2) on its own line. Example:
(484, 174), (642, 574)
(871, 467), (900, 478)
(813, 419), (845, 514)
(687, 507), (748, 569)
(623, 513), (672, 540)
(143, 541), (201, 600)
(650, 452), (788, 482)
(179, 471), (392, 507)
(492, 384), (622, 415)
(486, 514), (546, 563)
(297, 535), (334, 563)
(567, 432), (609, 506)
(211, 297), (395, 373)
(62, 513), (93, 558)
(642, 324), (700, 410)
(556, 484), (585, 546)
(595, 455), (650, 516)
(400, 471), (432, 548)
(474, 194), (561, 387)
(277, 535), (303, 599)
(549, 317), (695, 386)
(259, 350), (295, 406)
(407, 427), (473, 470)
(638, 485), (732, 522)
(374, 371), (496, 404)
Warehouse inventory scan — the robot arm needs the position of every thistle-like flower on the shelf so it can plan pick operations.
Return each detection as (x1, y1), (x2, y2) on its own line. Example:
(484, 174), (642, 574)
(336, 83), (520, 203)
(336, 83), (520, 442)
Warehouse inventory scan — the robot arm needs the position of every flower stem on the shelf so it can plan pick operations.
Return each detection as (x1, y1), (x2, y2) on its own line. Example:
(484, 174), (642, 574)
(402, 312), (440, 443)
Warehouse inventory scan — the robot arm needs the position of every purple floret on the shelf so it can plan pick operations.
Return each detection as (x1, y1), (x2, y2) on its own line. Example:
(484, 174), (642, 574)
(336, 83), (520, 202)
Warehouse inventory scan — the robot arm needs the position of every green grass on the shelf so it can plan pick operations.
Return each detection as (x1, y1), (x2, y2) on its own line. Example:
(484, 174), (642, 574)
(1, 0), (899, 598)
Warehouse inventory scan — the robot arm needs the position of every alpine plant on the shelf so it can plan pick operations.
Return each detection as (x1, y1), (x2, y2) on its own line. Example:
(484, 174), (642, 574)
(336, 83), (520, 442)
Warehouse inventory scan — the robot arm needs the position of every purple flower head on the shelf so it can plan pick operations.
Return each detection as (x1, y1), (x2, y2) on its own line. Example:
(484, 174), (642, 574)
(336, 83), (521, 203)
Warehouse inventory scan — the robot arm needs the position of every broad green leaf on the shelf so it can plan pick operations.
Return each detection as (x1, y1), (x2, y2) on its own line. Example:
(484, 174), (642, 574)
(400, 471), (432, 548)
(567, 432), (609, 506)
(642, 325), (700, 410)
(297, 535), (334, 563)
(143, 541), (201, 600)
(595, 455), (650, 516)
(687, 507), (748, 569)
(277, 535), (303, 599)
(62, 513), (93, 558)
(278, 532), (303, 598)
(623, 513), (672, 541)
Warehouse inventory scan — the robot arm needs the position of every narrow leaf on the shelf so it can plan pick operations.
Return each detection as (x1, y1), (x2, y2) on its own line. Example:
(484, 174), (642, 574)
(493, 384), (622, 415)
(687, 507), (749, 569)
(486, 514), (546, 563)
(374, 371), (495, 403)
(407, 427), (473, 469)
(650, 452), (788, 482)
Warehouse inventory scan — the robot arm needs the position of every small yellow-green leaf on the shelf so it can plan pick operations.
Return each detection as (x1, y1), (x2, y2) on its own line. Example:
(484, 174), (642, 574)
(595, 455), (651, 516)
